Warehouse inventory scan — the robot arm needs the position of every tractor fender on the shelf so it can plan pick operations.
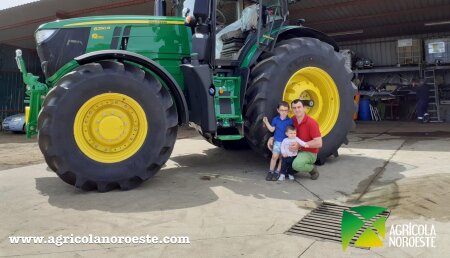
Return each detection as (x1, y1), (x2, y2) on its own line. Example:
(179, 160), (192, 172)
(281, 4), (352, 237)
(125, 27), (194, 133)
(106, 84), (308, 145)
(74, 50), (188, 125)
(241, 26), (339, 69)
(276, 26), (340, 52)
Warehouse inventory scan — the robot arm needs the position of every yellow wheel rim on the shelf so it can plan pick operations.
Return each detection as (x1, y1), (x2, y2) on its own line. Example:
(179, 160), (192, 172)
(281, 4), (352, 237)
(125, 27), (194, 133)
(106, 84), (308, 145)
(74, 93), (148, 163)
(283, 67), (340, 137)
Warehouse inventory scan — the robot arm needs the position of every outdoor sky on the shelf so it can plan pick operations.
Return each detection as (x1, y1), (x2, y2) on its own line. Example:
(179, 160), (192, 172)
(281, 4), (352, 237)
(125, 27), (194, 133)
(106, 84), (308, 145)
(0, 0), (40, 11)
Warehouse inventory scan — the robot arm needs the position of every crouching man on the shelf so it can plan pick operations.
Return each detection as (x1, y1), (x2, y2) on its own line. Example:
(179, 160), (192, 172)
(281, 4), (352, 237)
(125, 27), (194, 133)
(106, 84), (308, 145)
(268, 99), (322, 179)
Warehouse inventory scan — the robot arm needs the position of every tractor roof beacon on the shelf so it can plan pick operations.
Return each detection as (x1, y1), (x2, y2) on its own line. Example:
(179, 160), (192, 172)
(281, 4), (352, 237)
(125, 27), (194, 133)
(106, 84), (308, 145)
(16, 0), (356, 192)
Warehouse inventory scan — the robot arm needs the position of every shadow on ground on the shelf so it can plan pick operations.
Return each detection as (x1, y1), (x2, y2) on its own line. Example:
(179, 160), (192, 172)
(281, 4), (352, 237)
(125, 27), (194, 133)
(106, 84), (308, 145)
(35, 145), (407, 213)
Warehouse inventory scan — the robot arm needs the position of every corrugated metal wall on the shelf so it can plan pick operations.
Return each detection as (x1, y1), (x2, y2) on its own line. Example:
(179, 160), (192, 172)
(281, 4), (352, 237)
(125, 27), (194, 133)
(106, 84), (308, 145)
(0, 44), (42, 121)
(339, 32), (450, 67)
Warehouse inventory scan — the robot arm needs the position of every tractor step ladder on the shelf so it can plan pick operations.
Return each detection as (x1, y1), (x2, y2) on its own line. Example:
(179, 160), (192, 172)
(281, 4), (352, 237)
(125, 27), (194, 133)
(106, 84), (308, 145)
(213, 76), (244, 140)
(423, 68), (442, 122)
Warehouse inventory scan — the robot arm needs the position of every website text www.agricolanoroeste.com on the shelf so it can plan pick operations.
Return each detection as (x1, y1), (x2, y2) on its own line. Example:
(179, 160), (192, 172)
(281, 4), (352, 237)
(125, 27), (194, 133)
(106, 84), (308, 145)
(9, 234), (191, 247)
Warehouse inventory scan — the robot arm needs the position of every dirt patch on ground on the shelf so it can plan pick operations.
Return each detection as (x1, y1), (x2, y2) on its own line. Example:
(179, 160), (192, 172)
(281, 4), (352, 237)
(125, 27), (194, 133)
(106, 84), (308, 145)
(351, 174), (450, 221)
(0, 132), (43, 171)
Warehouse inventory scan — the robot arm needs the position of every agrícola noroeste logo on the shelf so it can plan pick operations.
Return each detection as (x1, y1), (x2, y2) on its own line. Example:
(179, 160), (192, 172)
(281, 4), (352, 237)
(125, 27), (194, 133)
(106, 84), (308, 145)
(341, 205), (389, 251)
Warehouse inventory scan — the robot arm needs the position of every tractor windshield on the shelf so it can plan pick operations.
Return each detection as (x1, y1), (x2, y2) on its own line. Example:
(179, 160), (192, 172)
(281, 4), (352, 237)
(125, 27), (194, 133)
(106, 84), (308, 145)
(215, 0), (286, 60)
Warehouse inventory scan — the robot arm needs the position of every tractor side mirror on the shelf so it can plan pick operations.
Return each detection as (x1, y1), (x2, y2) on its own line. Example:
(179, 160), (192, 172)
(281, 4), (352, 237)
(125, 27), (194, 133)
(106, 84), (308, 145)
(193, 0), (211, 22)
(261, 5), (268, 28)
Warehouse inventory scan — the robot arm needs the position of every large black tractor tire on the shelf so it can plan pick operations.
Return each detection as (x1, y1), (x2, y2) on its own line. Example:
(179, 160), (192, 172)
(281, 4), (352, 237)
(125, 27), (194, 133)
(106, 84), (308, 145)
(38, 61), (178, 192)
(244, 37), (357, 164)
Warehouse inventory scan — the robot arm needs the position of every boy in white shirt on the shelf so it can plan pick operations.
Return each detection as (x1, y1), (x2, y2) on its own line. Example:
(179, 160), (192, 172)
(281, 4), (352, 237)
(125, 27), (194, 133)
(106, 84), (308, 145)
(279, 126), (309, 181)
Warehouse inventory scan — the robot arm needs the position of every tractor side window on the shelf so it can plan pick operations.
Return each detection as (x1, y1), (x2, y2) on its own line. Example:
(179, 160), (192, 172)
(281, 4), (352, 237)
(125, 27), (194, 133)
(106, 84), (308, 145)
(216, 0), (240, 30)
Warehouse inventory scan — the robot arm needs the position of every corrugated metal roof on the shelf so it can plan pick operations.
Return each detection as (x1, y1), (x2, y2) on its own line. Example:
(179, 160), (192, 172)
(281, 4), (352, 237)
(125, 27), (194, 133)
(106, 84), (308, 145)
(290, 0), (450, 41)
(1, 0), (450, 48)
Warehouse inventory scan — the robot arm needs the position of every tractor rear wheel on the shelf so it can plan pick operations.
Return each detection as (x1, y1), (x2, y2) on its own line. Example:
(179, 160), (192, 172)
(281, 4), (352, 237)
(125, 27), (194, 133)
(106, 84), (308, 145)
(244, 37), (357, 164)
(38, 61), (178, 191)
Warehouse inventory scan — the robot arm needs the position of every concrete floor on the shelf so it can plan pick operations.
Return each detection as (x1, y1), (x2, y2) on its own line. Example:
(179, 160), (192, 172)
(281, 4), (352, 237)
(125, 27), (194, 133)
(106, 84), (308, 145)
(0, 122), (449, 257)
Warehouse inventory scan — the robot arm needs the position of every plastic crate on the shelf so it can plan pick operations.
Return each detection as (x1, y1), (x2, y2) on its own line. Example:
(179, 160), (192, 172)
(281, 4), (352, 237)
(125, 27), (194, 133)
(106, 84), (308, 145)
(397, 39), (422, 65)
(425, 38), (450, 64)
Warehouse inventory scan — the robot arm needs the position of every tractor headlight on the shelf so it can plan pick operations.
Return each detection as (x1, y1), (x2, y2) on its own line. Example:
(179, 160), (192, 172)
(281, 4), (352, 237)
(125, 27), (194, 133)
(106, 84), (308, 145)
(35, 29), (57, 44)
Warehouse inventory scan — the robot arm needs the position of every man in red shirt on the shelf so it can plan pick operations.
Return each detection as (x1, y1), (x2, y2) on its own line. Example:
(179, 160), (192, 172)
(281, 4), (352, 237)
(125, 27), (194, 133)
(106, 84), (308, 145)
(289, 99), (322, 180)
(266, 99), (322, 179)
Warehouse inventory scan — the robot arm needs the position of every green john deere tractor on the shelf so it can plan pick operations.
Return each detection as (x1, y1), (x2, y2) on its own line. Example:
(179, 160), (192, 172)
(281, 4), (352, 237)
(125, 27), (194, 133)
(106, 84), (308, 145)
(16, 0), (356, 191)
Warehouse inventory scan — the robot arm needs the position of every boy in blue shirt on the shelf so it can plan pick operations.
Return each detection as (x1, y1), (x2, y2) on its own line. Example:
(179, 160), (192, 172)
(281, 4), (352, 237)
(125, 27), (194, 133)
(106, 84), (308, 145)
(262, 101), (293, 181)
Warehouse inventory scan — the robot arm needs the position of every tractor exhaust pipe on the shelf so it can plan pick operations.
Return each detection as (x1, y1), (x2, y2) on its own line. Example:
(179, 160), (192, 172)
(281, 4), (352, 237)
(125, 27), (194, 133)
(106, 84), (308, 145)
(154, 0), (167, 16)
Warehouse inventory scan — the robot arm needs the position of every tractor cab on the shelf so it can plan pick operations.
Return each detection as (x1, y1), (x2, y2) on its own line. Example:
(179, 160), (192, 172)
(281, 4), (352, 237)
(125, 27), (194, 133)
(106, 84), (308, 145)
(175, 0), (289, 66)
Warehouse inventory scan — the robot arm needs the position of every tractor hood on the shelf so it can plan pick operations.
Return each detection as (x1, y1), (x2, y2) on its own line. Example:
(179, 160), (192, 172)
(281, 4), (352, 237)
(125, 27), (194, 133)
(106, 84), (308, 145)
(37, 15), (185, 30)
(34, 15), (191, 82)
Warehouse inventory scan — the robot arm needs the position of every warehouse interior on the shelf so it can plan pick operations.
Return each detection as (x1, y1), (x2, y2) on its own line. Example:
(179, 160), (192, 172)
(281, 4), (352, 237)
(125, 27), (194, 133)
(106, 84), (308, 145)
(1, 0), (450, 122)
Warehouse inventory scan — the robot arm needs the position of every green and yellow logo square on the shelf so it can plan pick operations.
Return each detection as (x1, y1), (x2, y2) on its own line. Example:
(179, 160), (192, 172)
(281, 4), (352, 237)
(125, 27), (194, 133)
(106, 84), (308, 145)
(341, 206), (388, 251)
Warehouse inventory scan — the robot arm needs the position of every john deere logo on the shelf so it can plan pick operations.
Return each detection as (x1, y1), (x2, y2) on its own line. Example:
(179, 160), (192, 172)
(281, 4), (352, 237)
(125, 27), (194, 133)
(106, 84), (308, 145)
(91, 33), (104, 40)
(341, 206), (388, 251)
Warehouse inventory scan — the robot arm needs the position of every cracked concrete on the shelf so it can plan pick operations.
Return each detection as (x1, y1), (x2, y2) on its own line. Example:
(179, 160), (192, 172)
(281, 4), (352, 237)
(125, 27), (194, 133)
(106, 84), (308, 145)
(0, 122), (449, 257)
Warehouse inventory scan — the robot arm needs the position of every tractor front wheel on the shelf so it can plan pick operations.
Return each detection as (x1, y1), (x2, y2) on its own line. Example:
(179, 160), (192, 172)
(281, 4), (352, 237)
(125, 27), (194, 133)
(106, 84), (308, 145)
(38, 61), (178, 191)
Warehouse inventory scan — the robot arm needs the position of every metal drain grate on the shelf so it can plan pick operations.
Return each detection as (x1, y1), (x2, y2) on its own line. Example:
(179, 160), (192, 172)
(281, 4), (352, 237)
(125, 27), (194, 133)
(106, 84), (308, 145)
(286, 202), (390, 248)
